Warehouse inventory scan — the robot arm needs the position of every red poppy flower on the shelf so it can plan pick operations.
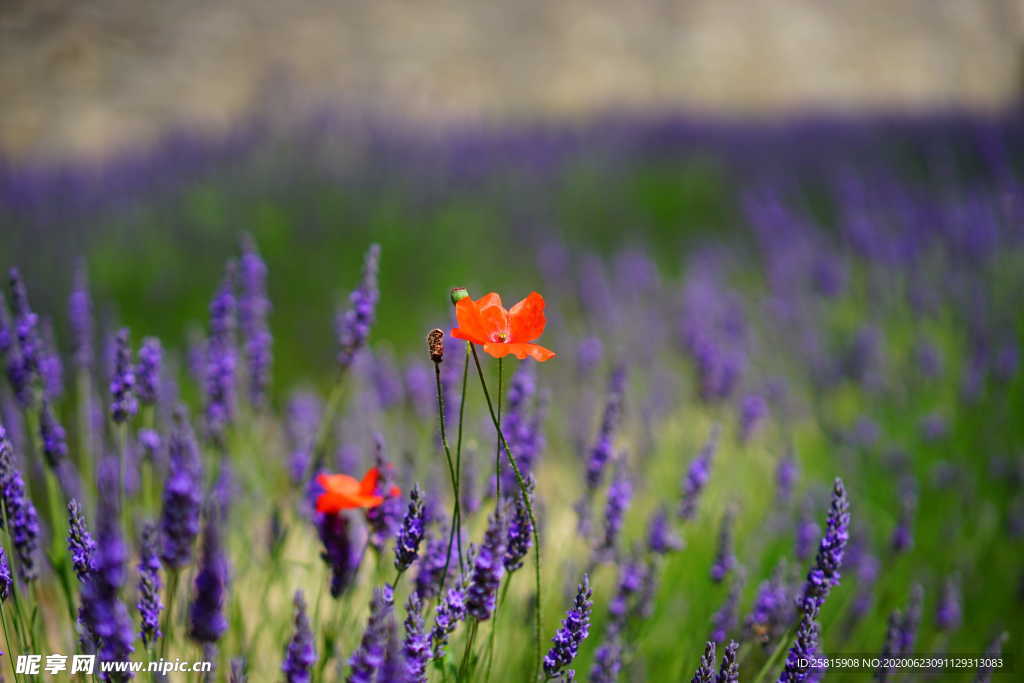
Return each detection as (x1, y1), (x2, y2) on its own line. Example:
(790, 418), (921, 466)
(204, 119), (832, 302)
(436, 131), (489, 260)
(451, 292), (556, 362)
(315, 467), (400, 514)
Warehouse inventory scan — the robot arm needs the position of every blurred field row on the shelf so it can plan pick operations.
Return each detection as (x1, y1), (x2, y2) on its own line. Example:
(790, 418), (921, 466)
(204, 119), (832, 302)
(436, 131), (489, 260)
(2, 0), (1022, 159)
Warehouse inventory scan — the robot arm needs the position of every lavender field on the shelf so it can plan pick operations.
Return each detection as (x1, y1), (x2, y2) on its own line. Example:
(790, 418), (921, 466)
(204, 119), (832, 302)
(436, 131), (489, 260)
(0, 111), (1022, 681)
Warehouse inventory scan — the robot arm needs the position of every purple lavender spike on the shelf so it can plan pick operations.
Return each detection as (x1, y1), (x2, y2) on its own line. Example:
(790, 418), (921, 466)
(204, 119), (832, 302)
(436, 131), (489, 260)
(600, 463), (632, 554)
(710, 510), (736, 584)
(499, 362), (540, 492)
(894, 584), (923, 655)
(370, 350), (403, 411)
(402, 591), (430, 683)
(590, 633), (622, 683)
(137, 429), (161, 464)
(0, 425), (40, 582)
(5, 340), (31, 408)
(67, 499), (97, 581)
(608, 559), (644, 621)
(317, 511), (365, 598)
(137, 522), (163, 646)
(394, 485), (425, 573)
(779, 478), (850, 682)
(430, 581), (467, 658)
(0, 301), (9, 359)
(876, 610), (902, 682)
(69, 262), (94, 371)
(717, 640), (739, 682)
(889, 479), (916, 554)
(39, 319), (63, 400)
(633, 557), (660, 621)
(466, 512), (505, 620)
(936, 576), (961, 631)
(347, 585), (393, 683)
(414, 532), (451, 600)
(745, 564), (792, 647)
(576, 337), (603, 379)
(403, 362), (433, 419)
(795, 501), (820, 562)
(975, 632), (1008, 683)
(919, 413), (948, 442)
(135, 337), (162, 406)
(914, 338), (942, 379)
(847, 549), (879, 625)
(796, 478), (850, 615)
(679, 425), (720, 520)
(285, 390), (321, 485)
(504, 479), (534, 573)
(336, 244), (381, 370)
(710, 577), (741, 643)
(282, 590), (316, 683)
(187, 328), (206, 386)
(8, 268), (41, 405)
(738, 394), (767, 443)
(188, 508), (229, 645)
(585, 365), (626, 492)
(0, 546), (11, 601)
(78, 457), (135, 679)
(239, 235), (272, 408)
(366, 445), (402, 551)
(647, 505), (683, 554)
(39, 399), (69, 469)
(205, 265), (237, 444)
(778, 610), (820, 683)
(691, 641), (716, 683)
(109, 328), (137, 423)
(776, 453), (797, 504)
(543, 575), (592, 679)
(378, 617), (403, 683)
(159, 409), (203, 568)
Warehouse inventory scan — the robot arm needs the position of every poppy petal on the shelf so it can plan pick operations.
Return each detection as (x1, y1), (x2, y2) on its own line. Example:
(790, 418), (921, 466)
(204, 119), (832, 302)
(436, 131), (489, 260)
(317, 473), (360, 495)
(508, 292), (547, 342)
(482, 342), (557, 362)
(316, 492), (349, 514)
(351, 493), (385, 508)
(476, 293), (509, 341)
(359, 467), (381, 496)
(453, 297), (489, 344)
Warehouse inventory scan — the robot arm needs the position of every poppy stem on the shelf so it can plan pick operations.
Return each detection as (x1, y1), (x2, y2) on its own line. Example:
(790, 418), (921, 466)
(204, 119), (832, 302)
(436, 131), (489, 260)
(454, 344), (469, 575)
(435, 346), (470, 600)
(469, 343), (542, 682)
(495, 357), (503, 506)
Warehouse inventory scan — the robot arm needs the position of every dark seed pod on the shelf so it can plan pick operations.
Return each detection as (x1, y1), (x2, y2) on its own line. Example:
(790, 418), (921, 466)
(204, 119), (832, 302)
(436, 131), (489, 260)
(427, 329), (445, 364)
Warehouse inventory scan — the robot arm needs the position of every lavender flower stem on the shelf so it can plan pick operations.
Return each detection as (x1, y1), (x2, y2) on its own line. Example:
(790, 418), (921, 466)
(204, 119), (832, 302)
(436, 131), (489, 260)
(74, 369), (96, 491)
(456, 617), (481, 681)
(483, 576), (513, 683)
(159, 568), (180, 661)
(469, 342), (542, 680)
(752, 623), (796, 683)
(0, 601), (19, 683)
(0, 500), (32, 654)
